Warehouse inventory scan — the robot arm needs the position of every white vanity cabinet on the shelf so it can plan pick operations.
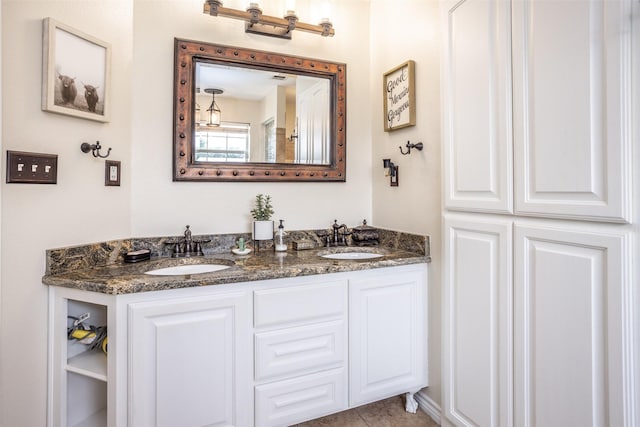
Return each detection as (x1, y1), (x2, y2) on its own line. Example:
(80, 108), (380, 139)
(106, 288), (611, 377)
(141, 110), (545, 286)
(48, 264), (428, 426)
(253, 279), (348, 426)
(128, 290), (252, 427)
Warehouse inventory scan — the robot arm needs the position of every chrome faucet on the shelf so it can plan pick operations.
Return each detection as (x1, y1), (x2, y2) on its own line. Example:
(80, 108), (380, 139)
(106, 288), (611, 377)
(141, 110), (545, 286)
(167, 225), (210, 257)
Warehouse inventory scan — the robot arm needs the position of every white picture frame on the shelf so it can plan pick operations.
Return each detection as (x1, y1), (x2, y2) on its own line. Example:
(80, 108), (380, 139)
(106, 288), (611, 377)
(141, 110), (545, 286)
(42, 18), (111, 122)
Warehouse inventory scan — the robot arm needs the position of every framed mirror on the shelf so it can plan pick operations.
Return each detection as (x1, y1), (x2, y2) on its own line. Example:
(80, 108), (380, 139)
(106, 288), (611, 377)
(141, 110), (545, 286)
(173, 39), (347, 182)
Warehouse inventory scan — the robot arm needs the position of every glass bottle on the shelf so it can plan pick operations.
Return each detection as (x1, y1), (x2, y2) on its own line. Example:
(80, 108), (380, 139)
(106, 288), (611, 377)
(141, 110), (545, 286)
(275, 219), (287, 251)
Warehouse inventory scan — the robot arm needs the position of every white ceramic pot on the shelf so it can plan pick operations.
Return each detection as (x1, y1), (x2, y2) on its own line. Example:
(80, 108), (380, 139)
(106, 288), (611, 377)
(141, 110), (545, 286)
(252, 220), (274, 240)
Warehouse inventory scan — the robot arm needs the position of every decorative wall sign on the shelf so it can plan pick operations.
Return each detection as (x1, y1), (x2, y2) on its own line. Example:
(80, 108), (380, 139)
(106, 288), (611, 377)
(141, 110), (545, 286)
(383, 60), (415, 131)
(42, 18), (111, 122)
(105, 160), (121, 186)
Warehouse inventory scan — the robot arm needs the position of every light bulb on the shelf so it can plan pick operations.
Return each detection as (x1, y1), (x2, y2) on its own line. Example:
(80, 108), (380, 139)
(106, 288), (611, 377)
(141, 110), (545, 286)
(284, 0), (296, 15)
(320, 0), (332, 23)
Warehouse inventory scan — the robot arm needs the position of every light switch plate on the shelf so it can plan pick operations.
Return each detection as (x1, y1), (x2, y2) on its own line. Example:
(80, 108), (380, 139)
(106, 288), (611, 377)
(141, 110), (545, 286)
(6, 150), (58, 184)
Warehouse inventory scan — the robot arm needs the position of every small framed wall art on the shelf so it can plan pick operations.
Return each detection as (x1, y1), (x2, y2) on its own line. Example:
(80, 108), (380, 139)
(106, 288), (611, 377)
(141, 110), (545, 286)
(105, 160), (121, 186)
(383, 60), (415, 132)
(42, 18), (111, 122)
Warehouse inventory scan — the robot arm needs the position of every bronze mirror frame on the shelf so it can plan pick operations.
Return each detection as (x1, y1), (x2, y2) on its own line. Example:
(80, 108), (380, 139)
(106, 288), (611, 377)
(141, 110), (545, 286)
(173, 38), (347, 182)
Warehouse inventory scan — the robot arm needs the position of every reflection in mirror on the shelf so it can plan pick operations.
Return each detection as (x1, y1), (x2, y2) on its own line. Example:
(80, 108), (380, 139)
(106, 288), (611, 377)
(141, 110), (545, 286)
(173, 39), (346, 182)
(195, 62), (331, 165)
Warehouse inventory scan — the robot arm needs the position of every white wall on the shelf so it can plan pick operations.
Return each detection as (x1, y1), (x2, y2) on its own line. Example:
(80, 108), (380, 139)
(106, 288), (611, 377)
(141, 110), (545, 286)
(370, 0), (443, 411)
(131, 0), (373, 236)
(0, 0), (374, 425)
(1, 1), (133, 426)
(0, 0), (446, 425)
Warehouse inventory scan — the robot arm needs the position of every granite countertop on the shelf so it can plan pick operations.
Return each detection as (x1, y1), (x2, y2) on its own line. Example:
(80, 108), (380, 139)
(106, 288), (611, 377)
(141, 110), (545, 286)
(42, 228), (431, 295)
(42, 246), (427, 295)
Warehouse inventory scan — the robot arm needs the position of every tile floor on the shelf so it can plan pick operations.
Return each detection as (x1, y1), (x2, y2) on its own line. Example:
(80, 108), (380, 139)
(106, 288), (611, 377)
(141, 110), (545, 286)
(292, 395), (439, 426)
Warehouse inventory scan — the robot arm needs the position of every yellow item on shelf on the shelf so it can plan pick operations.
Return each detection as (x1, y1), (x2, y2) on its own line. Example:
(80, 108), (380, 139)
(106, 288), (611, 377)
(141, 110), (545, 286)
(68, 323), (107, 353)
(70, 329), (96, 343)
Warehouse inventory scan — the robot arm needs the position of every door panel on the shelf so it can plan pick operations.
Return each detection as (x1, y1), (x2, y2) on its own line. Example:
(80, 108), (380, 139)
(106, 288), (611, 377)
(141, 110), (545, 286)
(349, 268), (427, 406)
(443, 214), (513, 427)
(442, 0), (513, 214)
(129, 292), (251, 427)
(515, 224), (632, 427)
(512, 0), (632, 222)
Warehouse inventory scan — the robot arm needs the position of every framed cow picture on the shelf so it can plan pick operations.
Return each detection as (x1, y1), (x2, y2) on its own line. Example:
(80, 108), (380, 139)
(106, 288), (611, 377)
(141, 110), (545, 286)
(42, 18), (111, 122)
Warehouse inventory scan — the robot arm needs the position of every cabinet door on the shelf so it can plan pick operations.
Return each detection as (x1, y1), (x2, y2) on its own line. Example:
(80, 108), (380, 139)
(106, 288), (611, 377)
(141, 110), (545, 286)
(443, 214), (513, 427)
(349, 267), (427, 406)
(129, 291), (252, 427)
(515, 223), (632, 427)
(512, 0), (632, 222)
(441, 0), (513, 214)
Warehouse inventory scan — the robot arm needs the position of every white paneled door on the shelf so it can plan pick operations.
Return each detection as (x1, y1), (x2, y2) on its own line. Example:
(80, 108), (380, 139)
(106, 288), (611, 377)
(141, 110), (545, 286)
(443, 214), (513, 427)
(512, 0), (632, 222)
(128, 292), (252, 427)
(349, 268), (427, 407)
(442, 0), (513, 214)
(514, 223), (633, 427)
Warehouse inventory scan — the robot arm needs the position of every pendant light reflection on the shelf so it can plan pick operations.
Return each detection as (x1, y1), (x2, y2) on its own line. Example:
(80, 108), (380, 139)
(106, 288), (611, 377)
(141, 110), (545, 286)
(204, 88), (223, 127)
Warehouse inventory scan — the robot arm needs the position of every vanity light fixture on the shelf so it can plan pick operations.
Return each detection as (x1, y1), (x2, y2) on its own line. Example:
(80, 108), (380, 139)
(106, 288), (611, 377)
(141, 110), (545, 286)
(382, 158), (398, 187)
(203, 0), (335, 40)
(204, 88), (223, 127)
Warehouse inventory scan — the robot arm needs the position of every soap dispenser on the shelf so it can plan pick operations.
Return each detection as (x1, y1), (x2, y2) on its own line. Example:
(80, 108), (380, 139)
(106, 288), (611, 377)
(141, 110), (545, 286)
(275, 219), (287, 252)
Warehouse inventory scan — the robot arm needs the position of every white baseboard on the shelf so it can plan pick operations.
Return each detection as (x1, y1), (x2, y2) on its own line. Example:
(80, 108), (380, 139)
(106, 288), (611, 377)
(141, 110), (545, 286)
(416, 390), (442, 425)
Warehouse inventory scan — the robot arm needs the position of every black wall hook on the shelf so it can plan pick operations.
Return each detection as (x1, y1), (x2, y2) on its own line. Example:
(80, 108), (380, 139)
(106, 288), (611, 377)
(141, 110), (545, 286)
(81, 141), (112, 159)
(399, 141), (424, 155)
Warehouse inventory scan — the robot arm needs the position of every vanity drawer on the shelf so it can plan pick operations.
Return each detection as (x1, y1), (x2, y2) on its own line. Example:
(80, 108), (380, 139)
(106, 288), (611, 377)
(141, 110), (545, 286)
(255, 319), (346, 382)
(255, 368), (347, 427)
(254, 280), (346, 328)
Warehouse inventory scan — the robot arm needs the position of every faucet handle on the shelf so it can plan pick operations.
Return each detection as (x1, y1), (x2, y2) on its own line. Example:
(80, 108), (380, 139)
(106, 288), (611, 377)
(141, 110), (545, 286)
(193, 238), (211, 244)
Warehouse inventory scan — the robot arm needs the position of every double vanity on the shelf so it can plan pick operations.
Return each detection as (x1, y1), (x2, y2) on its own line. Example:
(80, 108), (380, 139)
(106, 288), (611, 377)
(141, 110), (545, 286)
(44, 228), (430, 427)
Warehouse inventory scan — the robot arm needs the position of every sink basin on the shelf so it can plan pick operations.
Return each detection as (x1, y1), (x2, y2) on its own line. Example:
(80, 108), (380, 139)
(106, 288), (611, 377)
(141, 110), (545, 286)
(145, 264), (230, 276)
(320, 252), (384, 260)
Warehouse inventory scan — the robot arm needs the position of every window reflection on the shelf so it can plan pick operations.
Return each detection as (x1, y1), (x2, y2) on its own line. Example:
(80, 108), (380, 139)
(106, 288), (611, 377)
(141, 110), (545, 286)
(194, 122), (250, 163)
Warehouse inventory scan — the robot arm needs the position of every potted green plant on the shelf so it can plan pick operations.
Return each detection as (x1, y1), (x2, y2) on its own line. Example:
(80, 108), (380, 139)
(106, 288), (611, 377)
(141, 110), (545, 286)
(251, 194), (275, 240)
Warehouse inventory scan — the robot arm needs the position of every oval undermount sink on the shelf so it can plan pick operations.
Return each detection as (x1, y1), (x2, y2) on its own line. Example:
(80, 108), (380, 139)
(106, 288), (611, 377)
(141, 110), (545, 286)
(145, 264), (230, 276)
(320, 252), (384, 260)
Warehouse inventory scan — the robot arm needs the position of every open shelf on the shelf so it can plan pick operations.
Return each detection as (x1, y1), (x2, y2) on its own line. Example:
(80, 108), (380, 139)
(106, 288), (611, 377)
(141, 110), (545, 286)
(67, 372), (107, 426)
(66, 350), (107, 382)
(72, 408), (107, 427)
